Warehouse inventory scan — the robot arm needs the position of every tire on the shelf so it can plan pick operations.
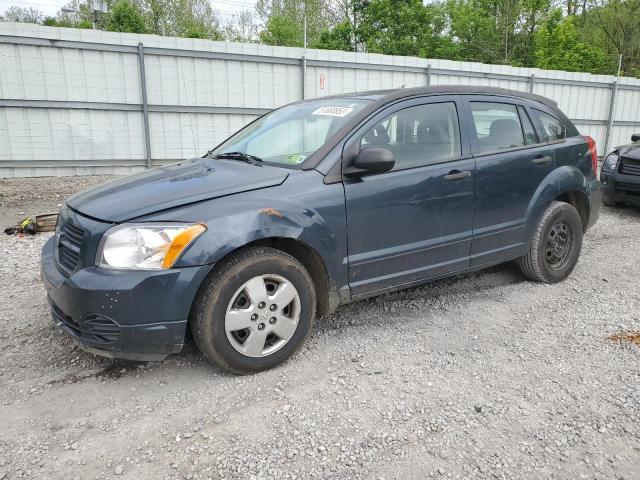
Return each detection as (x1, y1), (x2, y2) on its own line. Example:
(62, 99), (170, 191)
(191, 246), (316, 374)
(518, 201), (583, 284)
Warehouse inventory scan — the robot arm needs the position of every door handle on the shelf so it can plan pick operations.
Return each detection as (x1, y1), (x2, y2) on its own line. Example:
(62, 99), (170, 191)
(532, 155), (552, 165)
(443, 170), (472, 181)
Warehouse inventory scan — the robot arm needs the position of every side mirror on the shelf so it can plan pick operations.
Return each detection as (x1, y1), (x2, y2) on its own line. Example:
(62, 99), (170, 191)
(631, 134), (640, 142)
(344, 147), (395, 177)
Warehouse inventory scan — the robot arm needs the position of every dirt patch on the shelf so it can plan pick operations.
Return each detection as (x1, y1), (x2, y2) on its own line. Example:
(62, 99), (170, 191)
(607, 331), (640, 346)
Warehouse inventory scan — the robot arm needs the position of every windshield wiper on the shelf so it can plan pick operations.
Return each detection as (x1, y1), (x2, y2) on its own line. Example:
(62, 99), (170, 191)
(210, 151), (264, 166)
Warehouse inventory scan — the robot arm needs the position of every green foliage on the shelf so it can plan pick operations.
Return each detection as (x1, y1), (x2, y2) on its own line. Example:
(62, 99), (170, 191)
(167, 0), (222, 40)
(256, 0), (335, 47)
(3, 0), (639, 77)
(534, 10), (609, 73)
(259, 14), (303, 47)
(312, 20), (353, 52)
(581, 0), (640, 76)
(355, 0), (450, 57)
(106, 0), (146, 33)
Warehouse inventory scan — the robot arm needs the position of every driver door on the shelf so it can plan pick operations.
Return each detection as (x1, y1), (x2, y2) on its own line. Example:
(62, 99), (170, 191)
(343, 96), (476, 297)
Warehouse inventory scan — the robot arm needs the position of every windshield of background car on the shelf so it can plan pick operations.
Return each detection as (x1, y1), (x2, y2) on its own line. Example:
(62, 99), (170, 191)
(208, 98), (370, 167)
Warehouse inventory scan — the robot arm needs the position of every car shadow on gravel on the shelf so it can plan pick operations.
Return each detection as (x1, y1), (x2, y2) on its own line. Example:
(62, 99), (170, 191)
(603, 204), (640, 218)
(43, 262), (525, 380)
(316, 262), (524, 333)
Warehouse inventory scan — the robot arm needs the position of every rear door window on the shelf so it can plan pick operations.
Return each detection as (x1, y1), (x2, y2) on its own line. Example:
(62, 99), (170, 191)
(533, 109), (566, 142)
(470, 102), (526, 153)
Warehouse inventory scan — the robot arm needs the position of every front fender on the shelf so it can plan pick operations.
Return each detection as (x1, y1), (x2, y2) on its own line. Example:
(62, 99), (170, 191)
(136, 176), (349, 299)
(176, 198), (339, 268)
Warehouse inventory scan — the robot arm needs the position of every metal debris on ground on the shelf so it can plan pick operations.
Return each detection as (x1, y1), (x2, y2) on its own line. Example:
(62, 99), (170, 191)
(4, 217), (36, 236)
(3, 213), (58, 236)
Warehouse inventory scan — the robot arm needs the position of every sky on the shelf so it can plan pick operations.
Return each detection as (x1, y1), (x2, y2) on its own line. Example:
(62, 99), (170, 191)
(0, 0), (259, 20)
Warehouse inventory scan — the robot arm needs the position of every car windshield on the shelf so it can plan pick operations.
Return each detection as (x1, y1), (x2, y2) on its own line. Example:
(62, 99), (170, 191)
(208, 98), (370, 167)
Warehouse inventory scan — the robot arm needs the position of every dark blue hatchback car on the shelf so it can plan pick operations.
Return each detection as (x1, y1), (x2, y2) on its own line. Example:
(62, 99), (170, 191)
(42, 86), (601, 373)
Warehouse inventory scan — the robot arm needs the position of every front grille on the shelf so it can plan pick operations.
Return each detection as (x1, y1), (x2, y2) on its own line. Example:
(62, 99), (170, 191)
(56, 218), (85, 275)
(619, 158), (640, 176)
(615, 181), (640, 197)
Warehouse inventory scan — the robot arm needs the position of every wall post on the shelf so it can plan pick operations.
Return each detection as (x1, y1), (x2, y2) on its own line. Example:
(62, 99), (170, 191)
(301, 55), (307, 100)
(604, 80), (618, 155)
(529, 74), (535, 93)
(426, 64), (432, 86)
(137, 42), (152, 168)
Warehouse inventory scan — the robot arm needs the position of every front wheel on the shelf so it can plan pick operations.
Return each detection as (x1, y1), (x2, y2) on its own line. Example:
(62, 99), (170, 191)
(191, 246), (316, 374)
(518, 201), (583, 283)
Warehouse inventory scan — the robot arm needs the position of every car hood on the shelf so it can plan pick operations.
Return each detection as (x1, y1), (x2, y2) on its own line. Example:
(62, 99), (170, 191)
(616, 142), (640, 160)
(67, 158), (290, 222)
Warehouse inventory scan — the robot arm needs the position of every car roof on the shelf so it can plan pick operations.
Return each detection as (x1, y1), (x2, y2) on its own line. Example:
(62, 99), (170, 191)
(330, 85), (558, 109)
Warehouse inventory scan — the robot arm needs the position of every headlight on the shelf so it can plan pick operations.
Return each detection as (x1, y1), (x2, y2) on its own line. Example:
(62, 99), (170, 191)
(602, 153), (619, 173)
(97, 223), (206, 270)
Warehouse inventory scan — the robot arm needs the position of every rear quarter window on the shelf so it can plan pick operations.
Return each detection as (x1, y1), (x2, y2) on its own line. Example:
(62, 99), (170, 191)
(533, 109), (567, 142)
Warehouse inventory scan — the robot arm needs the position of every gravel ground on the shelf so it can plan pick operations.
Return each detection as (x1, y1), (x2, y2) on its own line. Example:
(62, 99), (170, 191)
(0, 176), (639, 480)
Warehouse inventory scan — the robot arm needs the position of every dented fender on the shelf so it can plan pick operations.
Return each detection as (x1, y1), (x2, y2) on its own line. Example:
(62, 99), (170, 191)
(136, 171), (350, 303)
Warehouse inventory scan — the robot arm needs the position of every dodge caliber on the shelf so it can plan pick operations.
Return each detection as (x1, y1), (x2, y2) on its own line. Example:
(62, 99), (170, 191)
(41, 86), (602, 373)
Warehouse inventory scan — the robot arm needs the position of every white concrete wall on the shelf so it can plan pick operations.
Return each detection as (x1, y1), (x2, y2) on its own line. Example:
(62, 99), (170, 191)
(1, 22), (639, 177)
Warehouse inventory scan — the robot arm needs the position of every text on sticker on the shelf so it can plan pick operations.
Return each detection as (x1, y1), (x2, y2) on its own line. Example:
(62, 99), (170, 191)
(312, 106), (354, 118)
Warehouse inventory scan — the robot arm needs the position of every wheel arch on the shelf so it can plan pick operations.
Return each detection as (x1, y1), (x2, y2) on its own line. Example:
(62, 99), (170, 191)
(526, 165), (591, 237)
(246, 237), (334, 317)
(555, 190), (590, 232)
(192, 236), (336, 319)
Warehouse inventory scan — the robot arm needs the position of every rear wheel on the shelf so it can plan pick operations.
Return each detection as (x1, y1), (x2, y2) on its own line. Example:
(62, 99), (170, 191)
(191, 246), (316, 374)
(518, 201), (583, 283)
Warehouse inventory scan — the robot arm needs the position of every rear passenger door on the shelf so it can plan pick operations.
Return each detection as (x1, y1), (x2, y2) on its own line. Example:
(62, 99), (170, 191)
(463, 96), (555, 266)
(343, 96), (475, 297)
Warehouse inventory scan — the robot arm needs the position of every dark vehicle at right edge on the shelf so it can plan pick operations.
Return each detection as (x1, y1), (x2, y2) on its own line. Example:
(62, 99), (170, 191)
(600, 134), (640, 207)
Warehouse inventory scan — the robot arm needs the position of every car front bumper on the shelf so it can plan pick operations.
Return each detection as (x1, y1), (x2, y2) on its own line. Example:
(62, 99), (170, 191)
(41, 236), (211, 361)
(600, 171), (640, 206)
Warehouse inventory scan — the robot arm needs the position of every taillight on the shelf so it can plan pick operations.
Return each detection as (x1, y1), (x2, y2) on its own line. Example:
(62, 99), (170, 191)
(585, 136), (598, 175)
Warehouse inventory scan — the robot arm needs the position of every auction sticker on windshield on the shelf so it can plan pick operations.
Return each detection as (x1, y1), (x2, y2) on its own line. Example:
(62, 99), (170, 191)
(284, 154), (307, 164)
(312, 106), (354, 117)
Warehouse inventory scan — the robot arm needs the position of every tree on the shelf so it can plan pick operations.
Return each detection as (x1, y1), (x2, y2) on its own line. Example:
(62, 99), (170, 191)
(106, 0), (146, 33)
(52, 0), (97, 30)
(356, 0), (452, 58)
(256, 0), (337, 47)
(259, 13), (303, 46)
(0, 6), (43, 23)
(138, 0), (167, 34)
(313, 20), (353, 51)
(444, 0), (553, 66)
(166, 0), (222, 40)
(534, 9), (609, 73)
(582, 0), (640, 76)
(223, 10), (259, 42)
